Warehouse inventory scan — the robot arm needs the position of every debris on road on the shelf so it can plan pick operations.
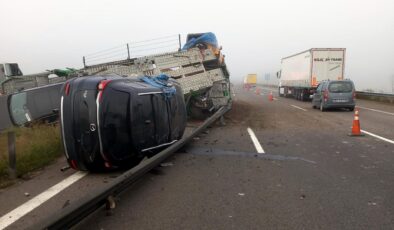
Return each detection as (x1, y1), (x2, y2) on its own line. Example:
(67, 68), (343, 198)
(160, 162), (174, 167)
(62, 200), (70, 208)
(368, 201), (377, 206)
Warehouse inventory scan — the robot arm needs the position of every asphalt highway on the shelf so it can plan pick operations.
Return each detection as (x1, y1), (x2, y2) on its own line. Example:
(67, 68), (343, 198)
(1, 84), (393, 229)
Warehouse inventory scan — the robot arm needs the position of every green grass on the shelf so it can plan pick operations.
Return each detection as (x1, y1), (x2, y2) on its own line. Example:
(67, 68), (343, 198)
(0, 124), (62, 187)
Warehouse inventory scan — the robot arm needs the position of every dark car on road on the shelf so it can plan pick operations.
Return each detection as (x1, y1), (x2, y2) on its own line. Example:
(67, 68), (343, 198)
(61, 75), (187, 172)
(312, 80), (356, 111)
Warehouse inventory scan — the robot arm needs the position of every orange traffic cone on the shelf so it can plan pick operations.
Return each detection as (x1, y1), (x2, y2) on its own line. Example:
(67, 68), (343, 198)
(349, 109), (364, 136)
(268, 91), (274, 101)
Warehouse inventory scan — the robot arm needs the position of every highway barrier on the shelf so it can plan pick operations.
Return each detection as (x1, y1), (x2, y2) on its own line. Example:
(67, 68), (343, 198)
(31, 105), (231, 230)
(355, 91), (394, 104)
(258, 84), (394, 104)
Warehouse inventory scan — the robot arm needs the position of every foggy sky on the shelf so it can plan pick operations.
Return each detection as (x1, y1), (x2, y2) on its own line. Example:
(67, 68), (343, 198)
(1, 0), (393, 92)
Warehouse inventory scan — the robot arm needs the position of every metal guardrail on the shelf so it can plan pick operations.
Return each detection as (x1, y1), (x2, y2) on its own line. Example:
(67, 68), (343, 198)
(31, 105), (231, 230)
(356, 91), (394, 97)
(257, 84), (394, 104)
(356, 91), (394, 104)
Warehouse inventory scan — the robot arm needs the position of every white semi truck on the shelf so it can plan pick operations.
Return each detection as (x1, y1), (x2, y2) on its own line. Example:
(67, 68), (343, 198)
(277, 48), (346, 100)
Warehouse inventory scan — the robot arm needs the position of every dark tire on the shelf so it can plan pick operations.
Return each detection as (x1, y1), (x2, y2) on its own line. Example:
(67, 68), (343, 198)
(278, 88), (284, 97)
(349, 107), (355, 111)
(312, 104), (316, 109)
(300, 91), (304, 101)
(283, 87), (288, 97)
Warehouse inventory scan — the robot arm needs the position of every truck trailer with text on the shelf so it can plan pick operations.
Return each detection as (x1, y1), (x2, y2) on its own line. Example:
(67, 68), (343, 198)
(277, 48), (346, 100)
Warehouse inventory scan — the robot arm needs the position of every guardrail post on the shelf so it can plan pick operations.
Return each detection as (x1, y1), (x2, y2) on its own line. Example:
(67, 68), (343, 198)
(8, 131), (16, 179)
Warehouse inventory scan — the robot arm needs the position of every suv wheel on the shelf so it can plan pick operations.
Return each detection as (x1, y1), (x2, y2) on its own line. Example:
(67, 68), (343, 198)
(320, 101), (325, 112)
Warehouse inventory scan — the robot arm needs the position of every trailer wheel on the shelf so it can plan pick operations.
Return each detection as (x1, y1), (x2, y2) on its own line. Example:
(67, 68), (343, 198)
(278, 88), (284, 97)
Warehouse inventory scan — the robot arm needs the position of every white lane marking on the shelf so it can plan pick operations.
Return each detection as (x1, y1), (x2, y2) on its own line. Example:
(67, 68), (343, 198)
(361, 130), (394, 144)
(0, 171), (87, 228)
(247, 127), (265, 154)
(356, 106), (394, 116)
(273, 98), (278, 101)
(291, 105), (307, 111)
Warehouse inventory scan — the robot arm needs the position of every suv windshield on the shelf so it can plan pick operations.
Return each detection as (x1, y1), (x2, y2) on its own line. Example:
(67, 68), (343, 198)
(9, 92), (31, 125)
(328, 81), (353, 93)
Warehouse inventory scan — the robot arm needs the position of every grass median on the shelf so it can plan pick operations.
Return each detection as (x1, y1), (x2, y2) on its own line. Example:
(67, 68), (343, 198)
(0, 124), (62, 187)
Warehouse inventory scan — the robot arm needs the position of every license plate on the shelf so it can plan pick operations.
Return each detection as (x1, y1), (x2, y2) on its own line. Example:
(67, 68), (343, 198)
(334, 99), (348, 103)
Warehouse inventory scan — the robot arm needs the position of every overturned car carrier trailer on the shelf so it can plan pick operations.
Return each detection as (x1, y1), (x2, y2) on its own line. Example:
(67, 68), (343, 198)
(82, 32), (231, 119)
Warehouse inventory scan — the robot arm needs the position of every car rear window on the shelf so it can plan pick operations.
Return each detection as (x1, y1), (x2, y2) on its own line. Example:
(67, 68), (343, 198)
(101, 89), (133, 160)
(328, 82), (353, 93)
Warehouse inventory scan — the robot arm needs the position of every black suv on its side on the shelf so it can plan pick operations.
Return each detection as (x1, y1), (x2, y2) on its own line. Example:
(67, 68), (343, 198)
(61, 75), (187, 172)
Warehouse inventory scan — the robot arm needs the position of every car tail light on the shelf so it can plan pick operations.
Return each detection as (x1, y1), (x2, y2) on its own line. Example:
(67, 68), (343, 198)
(70, 159), (78, 170)
(65, 82), (70, 96)
(323, 89), (329, 101)
(353, 91), (356, 99)
(98, 80), (111, 90)
(97, 80), (111, 101)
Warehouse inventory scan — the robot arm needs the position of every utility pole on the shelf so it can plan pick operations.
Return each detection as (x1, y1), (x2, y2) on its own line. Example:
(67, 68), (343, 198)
(127, 43), (131, 60)
(178, 34), (182, 51)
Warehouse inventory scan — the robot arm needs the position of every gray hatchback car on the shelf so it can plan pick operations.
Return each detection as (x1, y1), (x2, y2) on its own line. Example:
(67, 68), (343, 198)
(312, 80), (356, 111)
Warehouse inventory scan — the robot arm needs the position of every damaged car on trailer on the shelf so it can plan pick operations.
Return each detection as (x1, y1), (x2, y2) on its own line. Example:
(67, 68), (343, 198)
(60, 74), (187, 172)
